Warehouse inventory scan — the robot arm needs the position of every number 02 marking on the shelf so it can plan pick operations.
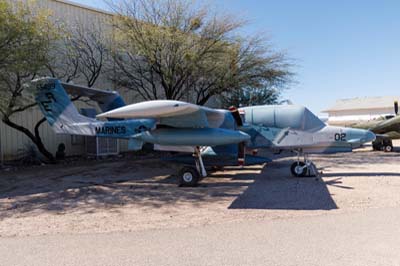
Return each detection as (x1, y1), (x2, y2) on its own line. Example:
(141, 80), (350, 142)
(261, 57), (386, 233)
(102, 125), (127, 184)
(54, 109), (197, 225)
(335, 133), (346, 141)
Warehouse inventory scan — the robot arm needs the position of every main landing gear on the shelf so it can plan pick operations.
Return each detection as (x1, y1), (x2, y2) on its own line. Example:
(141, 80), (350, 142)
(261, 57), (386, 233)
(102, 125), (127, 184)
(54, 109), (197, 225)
(290, 151), (319, 178)
(372, 138), (393, 152)
(177, 146), (207, 187)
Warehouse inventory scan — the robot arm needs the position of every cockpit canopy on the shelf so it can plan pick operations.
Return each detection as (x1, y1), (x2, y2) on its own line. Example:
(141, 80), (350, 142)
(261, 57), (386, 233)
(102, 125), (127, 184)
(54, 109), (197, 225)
(241, 105), (325, 131)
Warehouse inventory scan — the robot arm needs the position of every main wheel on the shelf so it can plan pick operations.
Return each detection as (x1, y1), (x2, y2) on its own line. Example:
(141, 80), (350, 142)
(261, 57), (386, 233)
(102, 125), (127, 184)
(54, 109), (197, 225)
(290, 162), (307, 177)
(384, 145), (393, 152)
(178, 166), (200, 187)
(372, 142), (382, 151)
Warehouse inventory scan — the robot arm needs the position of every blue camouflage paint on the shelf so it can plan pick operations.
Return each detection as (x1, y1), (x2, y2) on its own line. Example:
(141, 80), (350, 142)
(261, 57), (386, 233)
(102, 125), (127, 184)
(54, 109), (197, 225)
(99, 95), (126, 114)
(206, 144), (238, 156)
(134, 128), (250, 146)
(240, 125), (276, 149)
(34, 77), (156, 137)
(35, 79), (72, 126)
(219, 112), (237, 130)
(159, 110), (209, 128)
(93, 119), (156, 138)
(242, 105), (325, 131)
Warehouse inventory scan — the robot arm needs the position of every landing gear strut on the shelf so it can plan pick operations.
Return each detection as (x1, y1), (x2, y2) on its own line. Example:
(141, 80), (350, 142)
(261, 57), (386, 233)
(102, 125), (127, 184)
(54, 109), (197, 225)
(290, 151), (319, 178)
(177, 146), (207, 187)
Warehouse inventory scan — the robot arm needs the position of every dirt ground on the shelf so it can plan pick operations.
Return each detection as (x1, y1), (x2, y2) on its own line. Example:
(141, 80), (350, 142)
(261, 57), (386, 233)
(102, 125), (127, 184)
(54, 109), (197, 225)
(1, 142), (400, 237)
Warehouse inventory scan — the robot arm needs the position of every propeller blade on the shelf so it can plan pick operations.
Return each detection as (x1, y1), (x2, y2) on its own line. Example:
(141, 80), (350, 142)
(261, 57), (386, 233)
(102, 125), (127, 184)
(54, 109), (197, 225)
(229, 106), (243, 126)
(395, 101), (398, 116)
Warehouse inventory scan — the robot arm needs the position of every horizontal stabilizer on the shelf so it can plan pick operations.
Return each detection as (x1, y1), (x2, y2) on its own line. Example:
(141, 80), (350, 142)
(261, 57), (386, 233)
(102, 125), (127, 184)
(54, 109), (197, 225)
(61, 82), (125, 113)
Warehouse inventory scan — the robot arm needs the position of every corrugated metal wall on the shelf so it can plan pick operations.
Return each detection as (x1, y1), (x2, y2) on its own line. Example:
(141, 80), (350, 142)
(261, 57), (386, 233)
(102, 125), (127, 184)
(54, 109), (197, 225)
(0, 105), (85, 161)
(0, 0), (218, 161)
(0, 0), (132, 161)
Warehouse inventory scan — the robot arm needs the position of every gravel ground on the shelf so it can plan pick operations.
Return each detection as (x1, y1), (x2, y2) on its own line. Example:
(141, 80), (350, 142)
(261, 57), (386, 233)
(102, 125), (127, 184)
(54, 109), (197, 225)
(0, 142), (399, 238)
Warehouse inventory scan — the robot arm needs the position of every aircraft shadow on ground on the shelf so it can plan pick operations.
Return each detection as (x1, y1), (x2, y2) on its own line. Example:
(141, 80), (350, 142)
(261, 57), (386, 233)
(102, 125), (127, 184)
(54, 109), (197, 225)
(225, 161), (339, 210)
(9, 153), (400, 216)
(0, 159), (192, 218)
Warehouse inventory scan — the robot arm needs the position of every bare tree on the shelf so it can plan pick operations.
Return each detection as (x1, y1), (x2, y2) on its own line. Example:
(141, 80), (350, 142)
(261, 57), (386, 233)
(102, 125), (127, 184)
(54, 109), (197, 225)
(0, 71), (56, 160)
(47, 21), (110, 87)
(109, 0), (292, 105)
(0, 2), (109, 162)
(0, 1), (57, 161)
(110, 0), (242, 102)
(217, 36), (292, 107)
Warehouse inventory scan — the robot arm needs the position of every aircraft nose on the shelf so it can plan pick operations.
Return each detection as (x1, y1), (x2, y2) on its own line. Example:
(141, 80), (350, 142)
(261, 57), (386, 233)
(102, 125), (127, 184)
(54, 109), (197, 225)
(365, 130), (376, 143)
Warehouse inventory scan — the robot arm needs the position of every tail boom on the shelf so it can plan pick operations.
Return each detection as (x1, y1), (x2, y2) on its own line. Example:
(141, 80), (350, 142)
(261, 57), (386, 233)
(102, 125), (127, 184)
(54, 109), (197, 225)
(33, 77), (155, 137)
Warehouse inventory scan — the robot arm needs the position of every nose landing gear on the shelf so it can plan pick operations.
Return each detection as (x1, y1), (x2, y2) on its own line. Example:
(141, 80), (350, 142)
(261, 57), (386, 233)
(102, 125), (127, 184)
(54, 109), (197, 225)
(290, 151), (319, 177)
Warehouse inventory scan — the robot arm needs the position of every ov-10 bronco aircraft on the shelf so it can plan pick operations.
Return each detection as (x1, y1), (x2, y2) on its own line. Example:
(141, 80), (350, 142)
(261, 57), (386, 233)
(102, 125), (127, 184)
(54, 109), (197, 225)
(32, 77), (375, 186)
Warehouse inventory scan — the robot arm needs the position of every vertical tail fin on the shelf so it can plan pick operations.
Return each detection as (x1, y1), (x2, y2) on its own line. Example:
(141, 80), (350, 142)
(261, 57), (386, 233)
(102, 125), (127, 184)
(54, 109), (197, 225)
(33, 77), (94, 134)
(32, 77), (156, 139)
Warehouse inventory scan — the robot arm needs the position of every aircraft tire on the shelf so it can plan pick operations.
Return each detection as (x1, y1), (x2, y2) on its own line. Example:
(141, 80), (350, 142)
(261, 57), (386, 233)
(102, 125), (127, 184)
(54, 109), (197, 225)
(290, 162), (307, 177)
(178, 166), (200, 187)
(384, 145), (393, 152)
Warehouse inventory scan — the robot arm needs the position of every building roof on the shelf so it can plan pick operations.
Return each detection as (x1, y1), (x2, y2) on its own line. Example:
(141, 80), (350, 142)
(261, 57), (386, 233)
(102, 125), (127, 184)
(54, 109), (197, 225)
(322, 96), (400, 113)
(52, 0), (113, 16)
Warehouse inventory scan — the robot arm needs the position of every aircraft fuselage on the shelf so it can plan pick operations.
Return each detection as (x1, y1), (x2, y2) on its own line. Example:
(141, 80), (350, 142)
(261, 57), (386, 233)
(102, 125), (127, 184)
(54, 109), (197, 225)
(239, 105), (375, 154)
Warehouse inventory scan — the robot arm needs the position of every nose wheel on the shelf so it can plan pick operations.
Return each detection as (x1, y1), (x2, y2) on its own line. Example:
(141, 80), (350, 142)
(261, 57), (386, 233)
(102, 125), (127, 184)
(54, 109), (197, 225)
(290, 151), (319, 177)
(290, 161), (307, 177)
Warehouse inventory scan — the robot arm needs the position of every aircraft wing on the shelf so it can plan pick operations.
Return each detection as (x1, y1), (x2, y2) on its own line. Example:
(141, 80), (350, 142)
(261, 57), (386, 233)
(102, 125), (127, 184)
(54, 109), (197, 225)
(97, 100), (229, 128)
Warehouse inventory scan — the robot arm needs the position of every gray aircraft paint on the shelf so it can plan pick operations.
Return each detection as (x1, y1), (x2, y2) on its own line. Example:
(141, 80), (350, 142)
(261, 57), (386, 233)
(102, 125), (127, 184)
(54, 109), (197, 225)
(239, 105), (375, 154)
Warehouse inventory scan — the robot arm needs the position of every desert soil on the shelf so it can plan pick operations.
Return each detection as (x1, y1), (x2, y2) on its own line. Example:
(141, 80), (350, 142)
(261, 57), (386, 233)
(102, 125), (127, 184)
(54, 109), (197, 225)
(1, 142), (400, 238)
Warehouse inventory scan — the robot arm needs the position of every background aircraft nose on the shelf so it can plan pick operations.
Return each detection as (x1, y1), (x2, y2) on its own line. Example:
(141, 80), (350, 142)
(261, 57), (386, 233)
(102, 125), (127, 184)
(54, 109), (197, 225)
(347, 128), (376, 145)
